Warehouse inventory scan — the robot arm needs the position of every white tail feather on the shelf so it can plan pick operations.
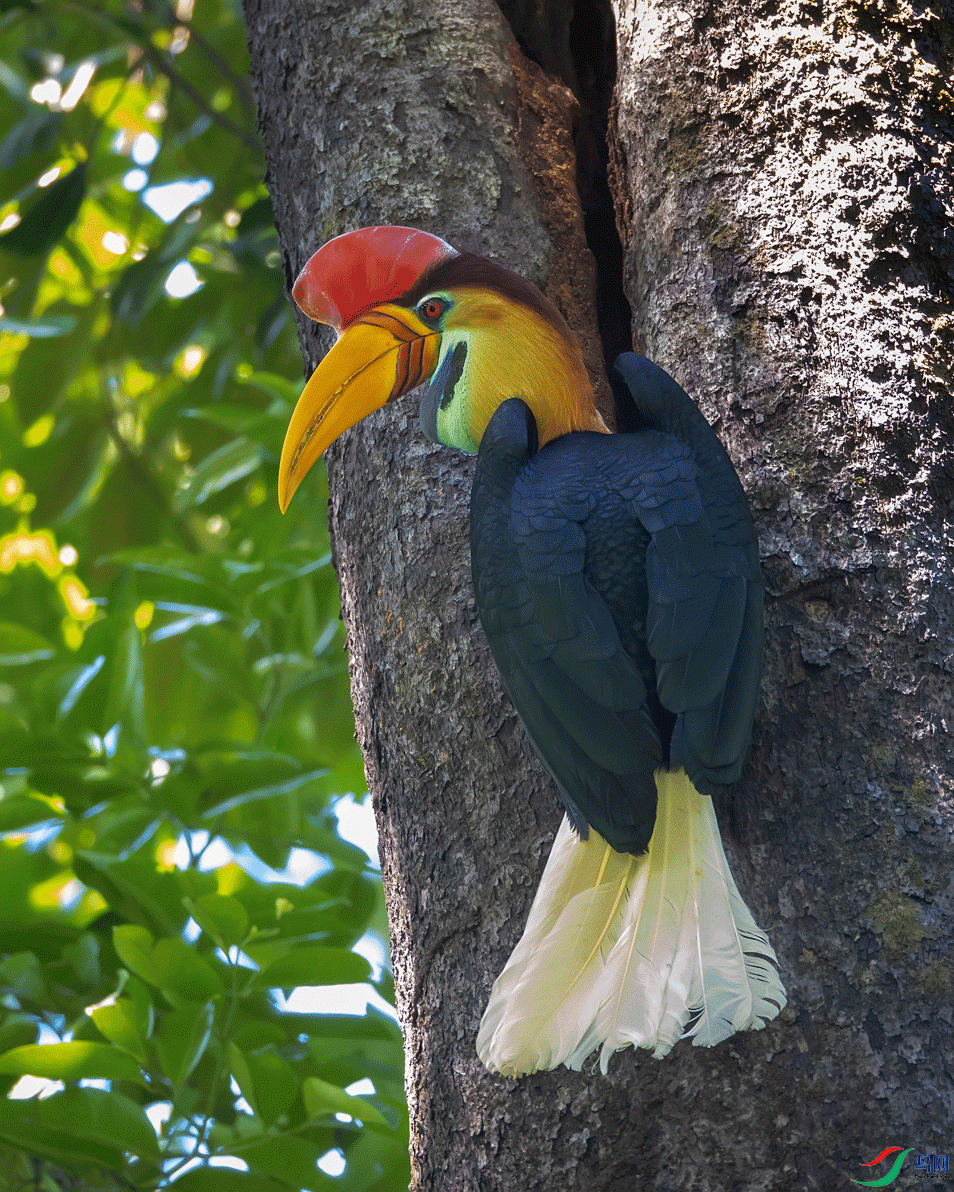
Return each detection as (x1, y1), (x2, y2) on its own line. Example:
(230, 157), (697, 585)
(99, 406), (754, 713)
(477, 770), (786, 1076)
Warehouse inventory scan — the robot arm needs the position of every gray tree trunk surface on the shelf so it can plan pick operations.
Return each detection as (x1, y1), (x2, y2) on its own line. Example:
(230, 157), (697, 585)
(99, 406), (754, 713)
(243, 0), (953, 1187)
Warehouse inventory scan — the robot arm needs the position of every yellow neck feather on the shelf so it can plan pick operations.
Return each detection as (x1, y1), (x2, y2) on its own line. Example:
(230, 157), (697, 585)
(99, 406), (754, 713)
(445, 288), (609, 449)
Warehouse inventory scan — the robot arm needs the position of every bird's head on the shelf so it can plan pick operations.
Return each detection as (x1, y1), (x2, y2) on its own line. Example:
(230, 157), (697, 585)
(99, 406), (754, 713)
(278, 225), (604, 511)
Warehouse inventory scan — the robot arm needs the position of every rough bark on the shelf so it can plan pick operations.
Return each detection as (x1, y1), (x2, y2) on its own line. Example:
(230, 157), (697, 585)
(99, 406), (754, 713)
(243, 0), (953, 1188)
(609, 0), (954, 1186)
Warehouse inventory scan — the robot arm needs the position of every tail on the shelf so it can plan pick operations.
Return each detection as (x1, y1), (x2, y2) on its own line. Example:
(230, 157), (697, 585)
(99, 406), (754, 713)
(476, 770), (786, 1076)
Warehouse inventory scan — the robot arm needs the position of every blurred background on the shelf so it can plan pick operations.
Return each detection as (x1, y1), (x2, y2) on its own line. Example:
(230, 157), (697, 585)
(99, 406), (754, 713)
(0, 1), (409, 1188)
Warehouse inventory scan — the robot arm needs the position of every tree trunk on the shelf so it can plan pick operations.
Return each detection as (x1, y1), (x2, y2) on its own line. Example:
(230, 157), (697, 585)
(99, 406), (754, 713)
(608, 0), (954, 1185)
(243, 0), (953, 1187)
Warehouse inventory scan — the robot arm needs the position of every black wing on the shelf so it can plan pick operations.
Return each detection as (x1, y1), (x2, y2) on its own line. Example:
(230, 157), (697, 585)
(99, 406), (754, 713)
(470, 357), (763, 855)
(611, 354), (764, 794)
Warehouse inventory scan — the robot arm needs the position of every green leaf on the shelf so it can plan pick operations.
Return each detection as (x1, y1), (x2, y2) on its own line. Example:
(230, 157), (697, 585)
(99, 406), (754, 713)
(0, 109), (60, 170)
(61, 931), (100, 986)
(170, 1170), (287, 1192)
(74, 855), (192, 937)
(103, 547), (233, 610)
(202, 766), (328, 818)
(0, 951), (45, 1001)
(252, 947), (371, 990)
(67, 799), (159, 861)
(156, 999), (215, 1085)
(190, 893), (250, 948)
(113, 925), (224, 1004)
(103, 622), (145, 744)
(238, 1135), (335, 1191)
(0, 1013), (37, 1056)
(55, 655), (107, 722)
(148, 600), (227, 643)
(226, 1040), (255, 1109)
(182, 399), (287, 437)
(0, 622), (55, 666)
(302, 1074), (388, 1128)
(90, 998), (148, 1063)
(0, 1040), (145, 1084)
(174, 437), (264, 510)
(0, 792), (65, 833)
(40, 1086), (158, 1160)
(241, 370), (302, 405)
(109, 255), (172, 327)
(112, 924), (187, 988)
(0, 3), (409, 1182)
(8, 305), (99, 425)
(0, 1093), (122, 1169)
(227, 1041), (297, 1127)
(0, 1087), (157, 1167)
(0, 163), (86, 256)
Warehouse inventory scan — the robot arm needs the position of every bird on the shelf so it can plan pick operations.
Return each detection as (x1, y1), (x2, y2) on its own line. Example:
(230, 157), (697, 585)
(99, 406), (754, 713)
(278, 225), (786, 1077)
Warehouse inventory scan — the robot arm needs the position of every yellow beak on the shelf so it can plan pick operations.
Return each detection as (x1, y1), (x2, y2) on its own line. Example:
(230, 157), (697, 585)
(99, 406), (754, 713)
(278, 305), (441, 511)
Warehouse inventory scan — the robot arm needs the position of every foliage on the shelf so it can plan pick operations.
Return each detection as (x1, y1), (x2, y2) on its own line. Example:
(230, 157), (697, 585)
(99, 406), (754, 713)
(0, 1), (409, 1188)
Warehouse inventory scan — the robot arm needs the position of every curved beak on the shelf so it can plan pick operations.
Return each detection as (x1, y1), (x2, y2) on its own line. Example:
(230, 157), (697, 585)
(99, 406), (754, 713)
(278, 306), (441, 511)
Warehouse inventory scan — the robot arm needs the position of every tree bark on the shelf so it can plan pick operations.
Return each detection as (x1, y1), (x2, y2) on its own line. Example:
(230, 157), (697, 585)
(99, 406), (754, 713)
(243, 0), (953, 1187)
(609, 1), (954, 1185)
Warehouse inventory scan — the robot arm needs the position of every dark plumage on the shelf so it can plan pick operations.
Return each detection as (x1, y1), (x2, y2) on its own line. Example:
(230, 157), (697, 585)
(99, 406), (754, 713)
(470, 353), (763, 855)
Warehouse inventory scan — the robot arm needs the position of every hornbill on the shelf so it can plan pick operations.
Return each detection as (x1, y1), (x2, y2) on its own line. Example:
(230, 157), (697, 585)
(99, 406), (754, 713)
(279, 225), (786, 1076)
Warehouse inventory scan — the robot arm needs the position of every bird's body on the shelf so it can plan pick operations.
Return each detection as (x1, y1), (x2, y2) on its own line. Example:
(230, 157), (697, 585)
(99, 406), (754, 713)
(471, 355), (764, 853)
(279, 226), (786, 1076)
(469, 366), (778, 1074)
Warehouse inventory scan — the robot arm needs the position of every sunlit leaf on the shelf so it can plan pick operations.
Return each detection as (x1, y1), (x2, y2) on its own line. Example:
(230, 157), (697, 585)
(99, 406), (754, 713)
(0, 1040), (145, 1084)
(113, 925), (223, 1004)
(191, 893), (249, 947)
(90, 997), (149, 1063)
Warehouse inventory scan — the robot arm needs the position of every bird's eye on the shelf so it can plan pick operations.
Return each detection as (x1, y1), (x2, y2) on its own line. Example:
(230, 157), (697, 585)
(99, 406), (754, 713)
(418, 296), (447, 322)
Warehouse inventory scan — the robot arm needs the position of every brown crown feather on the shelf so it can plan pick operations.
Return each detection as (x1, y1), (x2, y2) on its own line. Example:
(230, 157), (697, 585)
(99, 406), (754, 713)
(400, 252), (577, 347)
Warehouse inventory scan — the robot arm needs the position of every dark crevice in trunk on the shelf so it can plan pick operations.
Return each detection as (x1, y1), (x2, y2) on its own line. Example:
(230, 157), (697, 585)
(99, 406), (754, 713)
(568, 0), (633, 370)
(495, 0), (634, 410)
